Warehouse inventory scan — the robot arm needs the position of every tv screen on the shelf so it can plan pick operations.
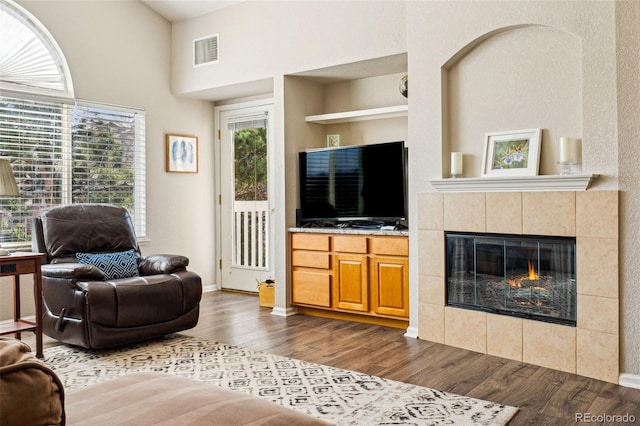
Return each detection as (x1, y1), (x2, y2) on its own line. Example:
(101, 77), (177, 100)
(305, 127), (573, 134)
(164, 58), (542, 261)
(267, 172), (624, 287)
(298, 141), (407, 224)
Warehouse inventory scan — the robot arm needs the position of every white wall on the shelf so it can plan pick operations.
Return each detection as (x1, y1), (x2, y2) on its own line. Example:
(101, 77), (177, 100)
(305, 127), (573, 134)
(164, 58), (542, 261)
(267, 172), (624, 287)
(2, 0), (216, 321)
(615, 0), (640, 383)
(170, 0), (639, 378)
(406, 0), (620, 188)
(405, 0), (635, 377)
(323, 73), (408, 148)
(5, 0), (637, 379)
(446, 26), (582, 177)
(171, 1), (408, 99)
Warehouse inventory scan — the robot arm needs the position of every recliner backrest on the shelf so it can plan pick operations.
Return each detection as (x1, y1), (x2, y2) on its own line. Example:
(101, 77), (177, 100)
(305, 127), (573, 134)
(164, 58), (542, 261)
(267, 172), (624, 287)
(32, 204), (140, 264)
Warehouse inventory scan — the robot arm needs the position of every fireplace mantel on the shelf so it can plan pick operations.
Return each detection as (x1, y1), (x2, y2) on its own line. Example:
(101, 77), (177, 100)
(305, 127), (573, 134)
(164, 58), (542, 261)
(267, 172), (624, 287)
(429, 174), (598, 192)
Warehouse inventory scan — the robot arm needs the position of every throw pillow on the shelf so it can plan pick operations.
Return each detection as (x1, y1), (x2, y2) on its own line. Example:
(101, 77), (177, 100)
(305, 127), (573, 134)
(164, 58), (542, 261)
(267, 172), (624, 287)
(76, 249), (140, 280)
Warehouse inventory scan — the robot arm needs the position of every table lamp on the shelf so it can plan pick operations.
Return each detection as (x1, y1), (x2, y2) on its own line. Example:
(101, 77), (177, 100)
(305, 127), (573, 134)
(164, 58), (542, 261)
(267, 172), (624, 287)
(0, 159), (19, 256)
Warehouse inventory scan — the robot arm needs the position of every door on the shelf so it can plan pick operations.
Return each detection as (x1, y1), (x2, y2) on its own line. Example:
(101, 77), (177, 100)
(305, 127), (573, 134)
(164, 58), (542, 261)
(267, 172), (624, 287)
(219, 103), (274, 292)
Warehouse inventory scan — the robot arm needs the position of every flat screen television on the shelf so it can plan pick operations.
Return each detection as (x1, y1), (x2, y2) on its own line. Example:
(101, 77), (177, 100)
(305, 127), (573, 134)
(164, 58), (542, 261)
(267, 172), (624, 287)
(298, 141), (407, 225)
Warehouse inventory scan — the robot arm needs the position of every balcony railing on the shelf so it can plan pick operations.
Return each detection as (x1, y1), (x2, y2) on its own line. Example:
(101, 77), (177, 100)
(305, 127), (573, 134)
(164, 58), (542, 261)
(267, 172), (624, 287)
(233, 200), (269, 269)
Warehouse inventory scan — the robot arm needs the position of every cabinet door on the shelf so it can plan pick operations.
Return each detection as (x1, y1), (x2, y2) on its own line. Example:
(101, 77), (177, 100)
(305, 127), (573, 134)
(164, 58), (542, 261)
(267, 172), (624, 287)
(334, 253), (368, 312)
(370, 256), (409, 318)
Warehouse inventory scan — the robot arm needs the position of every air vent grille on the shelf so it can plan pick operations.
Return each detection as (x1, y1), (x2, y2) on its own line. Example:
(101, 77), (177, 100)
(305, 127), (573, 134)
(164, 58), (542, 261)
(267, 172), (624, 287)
(194, 34), (219, 67)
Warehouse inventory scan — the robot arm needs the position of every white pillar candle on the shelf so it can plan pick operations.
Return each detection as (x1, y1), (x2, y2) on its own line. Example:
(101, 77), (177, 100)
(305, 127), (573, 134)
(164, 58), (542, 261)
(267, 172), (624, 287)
(451, 152), (463, 176)
(559, 137), (577, 163)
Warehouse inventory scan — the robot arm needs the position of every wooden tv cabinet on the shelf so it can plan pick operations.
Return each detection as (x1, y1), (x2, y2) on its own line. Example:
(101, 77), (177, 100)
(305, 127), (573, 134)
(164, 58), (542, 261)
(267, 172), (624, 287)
(290, 230), (408, 328)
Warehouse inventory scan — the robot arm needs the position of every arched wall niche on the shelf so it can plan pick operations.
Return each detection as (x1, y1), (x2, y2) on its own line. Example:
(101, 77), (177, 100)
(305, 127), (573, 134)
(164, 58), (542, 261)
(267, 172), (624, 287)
(441, 24), (582, 178)
(0, 0), (74, 98)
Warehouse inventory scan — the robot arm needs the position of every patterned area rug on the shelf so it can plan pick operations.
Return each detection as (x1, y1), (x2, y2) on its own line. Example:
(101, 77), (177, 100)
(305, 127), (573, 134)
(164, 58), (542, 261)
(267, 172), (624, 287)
(45, 335), (518, 425)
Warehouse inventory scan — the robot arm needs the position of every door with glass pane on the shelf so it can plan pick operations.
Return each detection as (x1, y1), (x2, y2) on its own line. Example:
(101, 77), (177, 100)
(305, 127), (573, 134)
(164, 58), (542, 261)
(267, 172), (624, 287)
(219, 104), (273, 292)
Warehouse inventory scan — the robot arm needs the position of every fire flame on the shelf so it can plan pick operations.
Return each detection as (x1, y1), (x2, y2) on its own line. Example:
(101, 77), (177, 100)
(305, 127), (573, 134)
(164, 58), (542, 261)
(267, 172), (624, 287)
(528, 261), (539, 280)
(507, 261), (539, 287)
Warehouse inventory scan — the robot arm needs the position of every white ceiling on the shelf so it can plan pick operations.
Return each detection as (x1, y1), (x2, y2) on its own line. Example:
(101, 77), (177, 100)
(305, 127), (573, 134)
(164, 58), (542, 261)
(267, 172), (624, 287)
(140, 0), (242, 22)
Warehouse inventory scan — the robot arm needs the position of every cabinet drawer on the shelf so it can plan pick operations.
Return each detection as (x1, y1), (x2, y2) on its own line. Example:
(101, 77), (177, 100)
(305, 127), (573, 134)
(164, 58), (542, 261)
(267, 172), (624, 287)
(0, 259), (36, 276)
(291, 233), (330, 251)
(292, 251), (330, 269)
(292, 271), (331, 307)
(370, 236), (408, 256)
(333, 235), (368, 253)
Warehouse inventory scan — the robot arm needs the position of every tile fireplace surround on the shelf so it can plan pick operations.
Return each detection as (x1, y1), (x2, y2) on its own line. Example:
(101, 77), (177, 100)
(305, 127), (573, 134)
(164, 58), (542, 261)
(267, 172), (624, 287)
(418, 190), (619, 383)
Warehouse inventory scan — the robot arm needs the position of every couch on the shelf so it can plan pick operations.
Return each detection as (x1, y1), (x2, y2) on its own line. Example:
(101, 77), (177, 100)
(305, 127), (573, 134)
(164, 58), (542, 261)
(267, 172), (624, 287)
(31, 203), (202, 349)
(0, 338), (333, 426)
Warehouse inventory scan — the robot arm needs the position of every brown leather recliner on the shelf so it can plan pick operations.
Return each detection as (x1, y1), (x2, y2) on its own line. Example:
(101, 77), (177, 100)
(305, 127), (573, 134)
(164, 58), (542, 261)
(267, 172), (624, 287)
(31, 204), (202, 350)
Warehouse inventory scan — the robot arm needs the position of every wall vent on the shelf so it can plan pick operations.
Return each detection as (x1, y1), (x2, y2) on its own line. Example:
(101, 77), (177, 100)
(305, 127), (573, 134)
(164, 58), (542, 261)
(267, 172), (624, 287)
(193, 34), (219, 67)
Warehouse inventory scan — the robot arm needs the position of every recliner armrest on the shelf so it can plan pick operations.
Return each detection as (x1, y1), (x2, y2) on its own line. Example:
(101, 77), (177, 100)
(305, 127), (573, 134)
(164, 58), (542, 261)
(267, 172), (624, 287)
(138, 254), (189, 275)
(42, 263), (106, 280)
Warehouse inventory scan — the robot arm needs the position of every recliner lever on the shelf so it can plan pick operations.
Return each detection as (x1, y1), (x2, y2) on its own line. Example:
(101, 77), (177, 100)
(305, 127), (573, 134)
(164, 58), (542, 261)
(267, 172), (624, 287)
(54, 308), (66, 333)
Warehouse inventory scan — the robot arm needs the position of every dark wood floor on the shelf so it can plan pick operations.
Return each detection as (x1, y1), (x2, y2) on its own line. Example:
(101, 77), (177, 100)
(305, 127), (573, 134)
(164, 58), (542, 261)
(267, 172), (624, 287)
(33, 290), (639, 425)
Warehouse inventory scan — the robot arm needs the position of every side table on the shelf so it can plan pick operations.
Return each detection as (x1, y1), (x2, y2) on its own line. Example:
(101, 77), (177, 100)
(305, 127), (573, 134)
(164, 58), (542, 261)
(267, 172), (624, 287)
(0, 252), (45, 358)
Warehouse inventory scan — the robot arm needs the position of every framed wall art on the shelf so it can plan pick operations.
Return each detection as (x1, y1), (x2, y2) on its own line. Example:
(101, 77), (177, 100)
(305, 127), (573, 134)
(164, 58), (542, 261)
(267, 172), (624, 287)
(481, 128), (541, 177)
(166, 134), (198, 173)
(327, 134), (341, 147)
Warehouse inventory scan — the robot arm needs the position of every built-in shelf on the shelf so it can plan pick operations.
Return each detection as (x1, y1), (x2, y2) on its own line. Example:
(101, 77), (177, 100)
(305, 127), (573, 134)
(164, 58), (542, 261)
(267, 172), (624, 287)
(305, 105), (408, 124)
(429, 174), (599, 192)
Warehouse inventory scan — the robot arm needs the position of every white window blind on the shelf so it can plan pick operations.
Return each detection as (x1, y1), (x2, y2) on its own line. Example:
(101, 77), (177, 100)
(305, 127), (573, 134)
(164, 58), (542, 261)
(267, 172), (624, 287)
(0, 1), (72, 97)
(0, 95), (146, 245)
(227, 112), (267, 131)
(72, 101), (146, 237)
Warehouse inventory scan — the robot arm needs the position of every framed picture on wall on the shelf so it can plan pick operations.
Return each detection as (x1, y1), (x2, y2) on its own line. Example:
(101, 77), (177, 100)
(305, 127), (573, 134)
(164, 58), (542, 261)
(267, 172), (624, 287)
(481, 128), (541, 177)
(166, 134), (198, 173)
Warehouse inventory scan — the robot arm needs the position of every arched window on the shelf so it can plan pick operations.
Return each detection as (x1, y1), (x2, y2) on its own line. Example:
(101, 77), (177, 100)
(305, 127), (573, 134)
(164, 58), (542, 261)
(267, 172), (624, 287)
(0, 0), (73, 97)
(0, 1), (146, 247)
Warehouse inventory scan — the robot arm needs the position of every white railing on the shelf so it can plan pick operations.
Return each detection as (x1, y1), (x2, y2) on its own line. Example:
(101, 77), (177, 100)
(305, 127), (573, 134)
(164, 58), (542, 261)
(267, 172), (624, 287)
(233, 200), (269, 269)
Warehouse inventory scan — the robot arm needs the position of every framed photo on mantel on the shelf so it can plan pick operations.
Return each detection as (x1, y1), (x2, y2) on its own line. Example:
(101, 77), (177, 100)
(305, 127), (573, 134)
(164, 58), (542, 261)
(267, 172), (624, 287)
(481, 128), (541, 177)
(166, 134), (198, 173)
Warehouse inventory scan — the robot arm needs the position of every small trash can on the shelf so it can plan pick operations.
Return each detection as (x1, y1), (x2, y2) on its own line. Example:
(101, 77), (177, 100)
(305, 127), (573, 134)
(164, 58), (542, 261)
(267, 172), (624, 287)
(258, 279), (275, 307)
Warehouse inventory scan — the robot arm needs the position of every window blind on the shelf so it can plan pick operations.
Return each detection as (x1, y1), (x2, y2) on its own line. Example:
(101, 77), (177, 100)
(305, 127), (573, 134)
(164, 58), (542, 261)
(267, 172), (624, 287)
(72, 101), (146, 238)
(0, 2), (70, 96)
(227, 112), (267, 131)
(0, 95), (146, 245)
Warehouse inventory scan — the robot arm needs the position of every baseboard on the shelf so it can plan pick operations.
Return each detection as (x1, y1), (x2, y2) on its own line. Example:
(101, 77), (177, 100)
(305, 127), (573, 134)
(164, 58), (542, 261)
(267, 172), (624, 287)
(270, 306), (298, 317)
(404, 326), (419, 339)
(619, 373), (640, 389)
(202, 284), (219, 293)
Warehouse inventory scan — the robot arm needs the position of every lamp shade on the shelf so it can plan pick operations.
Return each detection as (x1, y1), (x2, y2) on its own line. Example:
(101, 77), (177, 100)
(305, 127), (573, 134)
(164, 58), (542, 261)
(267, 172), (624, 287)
(0, 159), (19, 196)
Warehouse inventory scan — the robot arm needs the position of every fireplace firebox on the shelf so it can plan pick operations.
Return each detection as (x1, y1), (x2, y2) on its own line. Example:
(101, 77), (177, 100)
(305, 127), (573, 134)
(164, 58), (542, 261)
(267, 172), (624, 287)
(446, 232), (576, 326)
